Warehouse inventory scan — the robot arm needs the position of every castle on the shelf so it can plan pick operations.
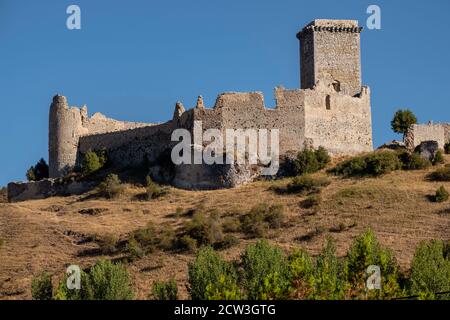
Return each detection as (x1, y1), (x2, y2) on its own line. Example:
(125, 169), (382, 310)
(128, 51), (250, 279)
(9, 19), (374, 200)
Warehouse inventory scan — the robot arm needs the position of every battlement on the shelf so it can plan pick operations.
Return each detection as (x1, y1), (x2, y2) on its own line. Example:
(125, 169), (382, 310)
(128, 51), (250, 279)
(45, 19), (373, 190)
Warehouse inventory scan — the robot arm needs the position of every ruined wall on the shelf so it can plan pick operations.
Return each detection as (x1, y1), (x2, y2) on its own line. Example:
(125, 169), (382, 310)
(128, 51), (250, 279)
(303, 83), (372, 154)
(48, 95), (154, 177)
(297, 20), (363, 97)
(405, 123), (449, 150)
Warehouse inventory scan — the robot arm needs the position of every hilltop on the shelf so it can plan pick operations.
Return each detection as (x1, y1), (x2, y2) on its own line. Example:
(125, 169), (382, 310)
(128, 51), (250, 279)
(1, 156), (449, 299)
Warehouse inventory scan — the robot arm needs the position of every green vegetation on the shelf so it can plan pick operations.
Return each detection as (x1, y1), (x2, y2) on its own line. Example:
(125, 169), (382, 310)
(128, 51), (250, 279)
(398, 151), (431, 170)
(54, 260), (133, 300)
(151, 279), (178, 300)
(391, 109), (417, 138)
(294, 147), (331, 175)
(444, 142), (450, 154)
(26, 158), (49, 181)
(433, 186), (449, 203)
(410, 240), (450, 299)
(145, 176), (166, 200)
(31, 272), (53, 300)
(81, 150), (107, 176)
(428, 167), (450, 181)
(433, 150), (445, 165)
(286, 175), (330, 194)
(126, 223), (176, 260)
(98, 174), (124, 199)
(184, 210), (223, 247)
(239, 204), (285, 238)
(241, 240), (291, 299)
(329, 151), (402, 177)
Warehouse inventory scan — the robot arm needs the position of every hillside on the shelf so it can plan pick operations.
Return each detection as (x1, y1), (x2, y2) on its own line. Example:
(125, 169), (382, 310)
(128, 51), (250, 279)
(1, 161), (450, 299)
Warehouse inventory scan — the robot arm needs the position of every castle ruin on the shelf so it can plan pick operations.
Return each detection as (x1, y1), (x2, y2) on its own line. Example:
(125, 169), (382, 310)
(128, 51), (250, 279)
(9, 19), (374, 200)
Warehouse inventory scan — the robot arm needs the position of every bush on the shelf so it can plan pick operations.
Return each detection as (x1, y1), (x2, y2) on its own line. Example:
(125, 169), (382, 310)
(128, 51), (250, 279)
(240, 204), (285, 238)
(26, 158), (49, 181)
(31, 272), (53, 300)
(398, 151), (431, 170)
(444, 142), (450, 154)
(345, 229), (401, 299)
(188, 247), (240, 300)
(329, 151), (402, 177)
(0, 187), (7, 203)
(152, 279), (178, 300)
(410, 240), (450, 299)
(222, 217), (241, 233)
(95, 234), (118, 255)
(214, 234), (240, 250)
(98, 174), (124, 199)
(433, 150), (445, 165)
(294, 147), (330, 175)
(81, 151), (107, 176)
(185, 211), (223, 247)
(286, 175), (330, 194)
(434, 186), (449, 203)
(309, 237), (346, 300)
(300, 194), (322, 209)
(241, 240), (291, 300)
(127, 223), (177, 257)
(145, 176), (165, 200)
(428, 167), (450, 181)
(177, 235), (197, 253)
(288, 249), (314, 299)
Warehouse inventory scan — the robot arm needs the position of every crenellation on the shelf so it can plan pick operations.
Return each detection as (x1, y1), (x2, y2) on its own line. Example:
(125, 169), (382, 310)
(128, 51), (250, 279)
(45, 19), (373, 190)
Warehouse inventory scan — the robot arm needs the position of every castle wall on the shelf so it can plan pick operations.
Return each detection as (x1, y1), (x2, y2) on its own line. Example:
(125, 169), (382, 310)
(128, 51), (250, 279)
(405, 123), (449, 150)
(303, 84), (372, 155)
(298, 20), (363, 97)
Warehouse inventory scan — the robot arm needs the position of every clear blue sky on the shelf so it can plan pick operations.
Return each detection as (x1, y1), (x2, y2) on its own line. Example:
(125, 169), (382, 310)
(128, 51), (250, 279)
(1, 0), (449, 186)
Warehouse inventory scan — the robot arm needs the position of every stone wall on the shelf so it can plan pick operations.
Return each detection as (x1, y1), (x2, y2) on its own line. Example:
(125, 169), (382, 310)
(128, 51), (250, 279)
(297, 19), (363, 97)
(405, 123), (450, 150)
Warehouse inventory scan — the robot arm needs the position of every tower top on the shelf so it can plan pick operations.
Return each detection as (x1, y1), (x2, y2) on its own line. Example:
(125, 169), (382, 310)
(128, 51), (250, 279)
(297, 20), (362, 39)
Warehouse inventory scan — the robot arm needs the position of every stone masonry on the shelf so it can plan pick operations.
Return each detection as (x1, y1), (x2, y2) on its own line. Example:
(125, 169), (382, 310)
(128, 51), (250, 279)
(8, 19), (374, 200)
(405, 122), (450, 151)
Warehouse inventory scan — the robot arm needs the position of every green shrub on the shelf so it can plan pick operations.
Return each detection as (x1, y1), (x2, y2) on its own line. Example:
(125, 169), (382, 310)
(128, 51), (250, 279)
(241, 240), (291, 300)
(26, 158), (49, 181)
(98, 174), (124, 199)
(434, 186), (449, 203)
(428, 167), (450, 181)
(309, 237), (346, 300)
(177, 235), (197, 253)
(288, 248), (314, 280)
(127, 223), (177, 257)
(410, 240), (450, 299)
(152, 279), (178, 300)
(345, 229), (401, 299)
(185, 211), (223, 247)
(398, 151), (431, 170)
(329, 151), (402, 177)
(53, 268), (93, 300)
(300, 194), (322, 209)
(81, 151), (103, 175)
(444, 142), (450, 154)
(31, 272), (53, 300)
(214, 234), (240, 250)
(95, 234), (118, 255)
(222, 217), (241, 233)
(433, 150), (445, 165)
(240, 204), (285, 238)
(286, 175), (330, 194)
(294, 147), (330, 175)
(145, 176), (165, 200)
(188, 247), (240, 300)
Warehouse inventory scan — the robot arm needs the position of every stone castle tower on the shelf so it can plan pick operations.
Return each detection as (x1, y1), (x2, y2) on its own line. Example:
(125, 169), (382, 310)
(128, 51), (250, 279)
(297, 19), (362, 97)
(46, 19), (373, 189)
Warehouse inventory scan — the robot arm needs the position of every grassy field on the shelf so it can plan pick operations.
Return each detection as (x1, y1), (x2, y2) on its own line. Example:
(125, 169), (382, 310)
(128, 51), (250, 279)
(1, 160), (450, 299)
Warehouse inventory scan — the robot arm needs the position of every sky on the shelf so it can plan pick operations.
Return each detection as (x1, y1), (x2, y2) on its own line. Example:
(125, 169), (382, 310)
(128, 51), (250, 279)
(0, 0), (449, 186)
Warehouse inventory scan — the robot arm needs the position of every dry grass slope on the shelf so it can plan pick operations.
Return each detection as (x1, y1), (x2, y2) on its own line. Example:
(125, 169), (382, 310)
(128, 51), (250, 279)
(1, 160), (450, 299)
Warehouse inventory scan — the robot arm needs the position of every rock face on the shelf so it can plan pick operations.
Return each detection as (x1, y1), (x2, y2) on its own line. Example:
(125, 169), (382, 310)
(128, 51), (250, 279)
(414, 140), (439, 161)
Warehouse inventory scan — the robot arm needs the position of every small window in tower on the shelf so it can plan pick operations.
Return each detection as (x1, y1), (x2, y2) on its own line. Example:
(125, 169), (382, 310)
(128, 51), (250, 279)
(326, 95), (331, 110)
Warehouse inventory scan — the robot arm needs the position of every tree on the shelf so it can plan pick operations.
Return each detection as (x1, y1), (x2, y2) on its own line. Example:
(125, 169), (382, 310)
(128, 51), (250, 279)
(26, 158), (49, 181)
(391, 109), (417, 138)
